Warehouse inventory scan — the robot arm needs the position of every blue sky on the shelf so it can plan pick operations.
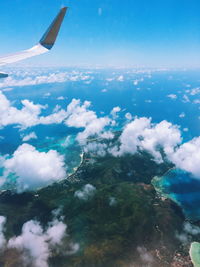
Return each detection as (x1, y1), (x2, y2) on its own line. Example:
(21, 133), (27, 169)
(0, 0), (200, 68)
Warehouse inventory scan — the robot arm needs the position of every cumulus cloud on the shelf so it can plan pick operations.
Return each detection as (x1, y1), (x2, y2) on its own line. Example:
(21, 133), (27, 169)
(8, 220), (51, 267)
(125, 112), (132, 120)
(0, 209), (80, 267)
(3, 144), (66, 191)
(77, 117), (111, 144)
(0, 70), (92, 88)
(84, 142), (107, 157)
(169, 137), (200, 178)
(110, 106), (121, 119)
(65, 99), (97, 128)
(6, 214), (78, 267)
(74, 184), (96, 201)
(0, 93), (113, 146)
(112, 117), (181, 163)
(0, 91), (45, 128)
(167, 94), (177, 100)
(22, 132), (37, 142)
(65, 99), (112, 144)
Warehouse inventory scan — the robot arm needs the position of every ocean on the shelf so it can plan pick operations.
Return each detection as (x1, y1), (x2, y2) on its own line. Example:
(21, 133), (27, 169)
(1, 67), (200, 217)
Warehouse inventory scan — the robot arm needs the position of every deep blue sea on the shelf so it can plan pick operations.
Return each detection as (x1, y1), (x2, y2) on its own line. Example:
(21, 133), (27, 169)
(1, 67), (200, 219)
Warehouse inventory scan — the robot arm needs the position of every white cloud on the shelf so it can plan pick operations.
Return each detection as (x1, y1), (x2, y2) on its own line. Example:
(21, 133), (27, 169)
(84, 142), (107, 157)
(183, 128), (189, 132)
(179, 112), (185, 118)
(125, 112), (132, 120)
(110, 106), (121, 119)
(117, 75), (124, 82)
(65, 99), (112, 144)
(0, 216), (6, 249)
(169, 137), (200, 178)
(193, 99), (200, 104)
(0, 209), (79, 267)
(74, 184), (96, 201)
(0, 70), (92, 88)
(22, 132), (37, 142)
(8, 218), (67, 267)
(57, 96), (65, 100)
(182, 94), (190, 103)
(77, 117), (111, 144)
(190, 87), (200, 96)
(113, 117), (181, 163)
(65, 99), (96, 128)
(3, 144), (66, 191)
(133, 78), (144, 86)
(0, 91), (46, 128)
(0, 91), (69, 129)
(167, 94), (177, 100)
(184, 222), (200, 235)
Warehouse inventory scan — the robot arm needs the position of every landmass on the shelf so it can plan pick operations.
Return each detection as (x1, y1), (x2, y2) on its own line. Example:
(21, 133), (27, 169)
(0, 145), (197, 266)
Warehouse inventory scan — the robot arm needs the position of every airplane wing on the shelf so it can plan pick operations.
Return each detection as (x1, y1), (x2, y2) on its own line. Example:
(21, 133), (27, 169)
(0, 7), (67, 77)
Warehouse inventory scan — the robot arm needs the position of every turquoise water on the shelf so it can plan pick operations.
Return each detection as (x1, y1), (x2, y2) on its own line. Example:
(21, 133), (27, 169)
(153, 169), (200, 221)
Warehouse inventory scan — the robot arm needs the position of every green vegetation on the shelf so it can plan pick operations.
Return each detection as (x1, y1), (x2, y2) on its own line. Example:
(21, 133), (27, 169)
(0, 151), (186, 266)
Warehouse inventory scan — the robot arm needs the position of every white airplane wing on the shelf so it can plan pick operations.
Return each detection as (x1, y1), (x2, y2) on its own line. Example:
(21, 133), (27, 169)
(0, 7), (67, 78)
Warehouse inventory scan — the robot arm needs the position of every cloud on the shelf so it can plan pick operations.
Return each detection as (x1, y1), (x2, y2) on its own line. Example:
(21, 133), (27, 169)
(179, 112), (185, 118)
(0, 70), (92, 88)
(0, 92), (69, 129)
(117, 75), (124, 82)
(74, 184), (96, 201)
(57, 96), (65, 100)
(125, 112), (132, 120)
(3, 144), (66, 192)
(7, 218), (68, 267)
(110, 106), (121, 119)
(133, 78), (144, 86)
(167, 94), (177, 100)
(169, 137), (200, 178)
(175, 222), (200, 244)
(0, 216), (6, 249)
(184, 222), (200, 235)
(65, 99), (97, 128)
(77, 117), (111, 144)
(0, 91), (46, 128)
(0, 94), (113, 145)
(189, 87), (200, 96)
(0, 210), (79, 267)
(22, 132), (38, 142)
(84, 142), (107, 157)
(182, 94), (190, 103)
(112, 117), (182, 163)
(65, 99), (112, 144)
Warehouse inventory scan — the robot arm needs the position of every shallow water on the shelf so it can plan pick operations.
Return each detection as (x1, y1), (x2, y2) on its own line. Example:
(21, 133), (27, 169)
(152, 169), (200, 221)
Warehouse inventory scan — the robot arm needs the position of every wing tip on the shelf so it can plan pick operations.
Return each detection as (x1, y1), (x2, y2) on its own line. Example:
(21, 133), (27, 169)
(39, 7), (68, 50)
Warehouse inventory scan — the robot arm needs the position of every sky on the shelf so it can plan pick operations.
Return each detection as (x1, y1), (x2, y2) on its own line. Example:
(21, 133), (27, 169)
(0, 0), (200, 68)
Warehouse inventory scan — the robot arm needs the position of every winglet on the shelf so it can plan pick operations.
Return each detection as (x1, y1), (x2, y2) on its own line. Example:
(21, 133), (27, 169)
(40, 7), (67, 50)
